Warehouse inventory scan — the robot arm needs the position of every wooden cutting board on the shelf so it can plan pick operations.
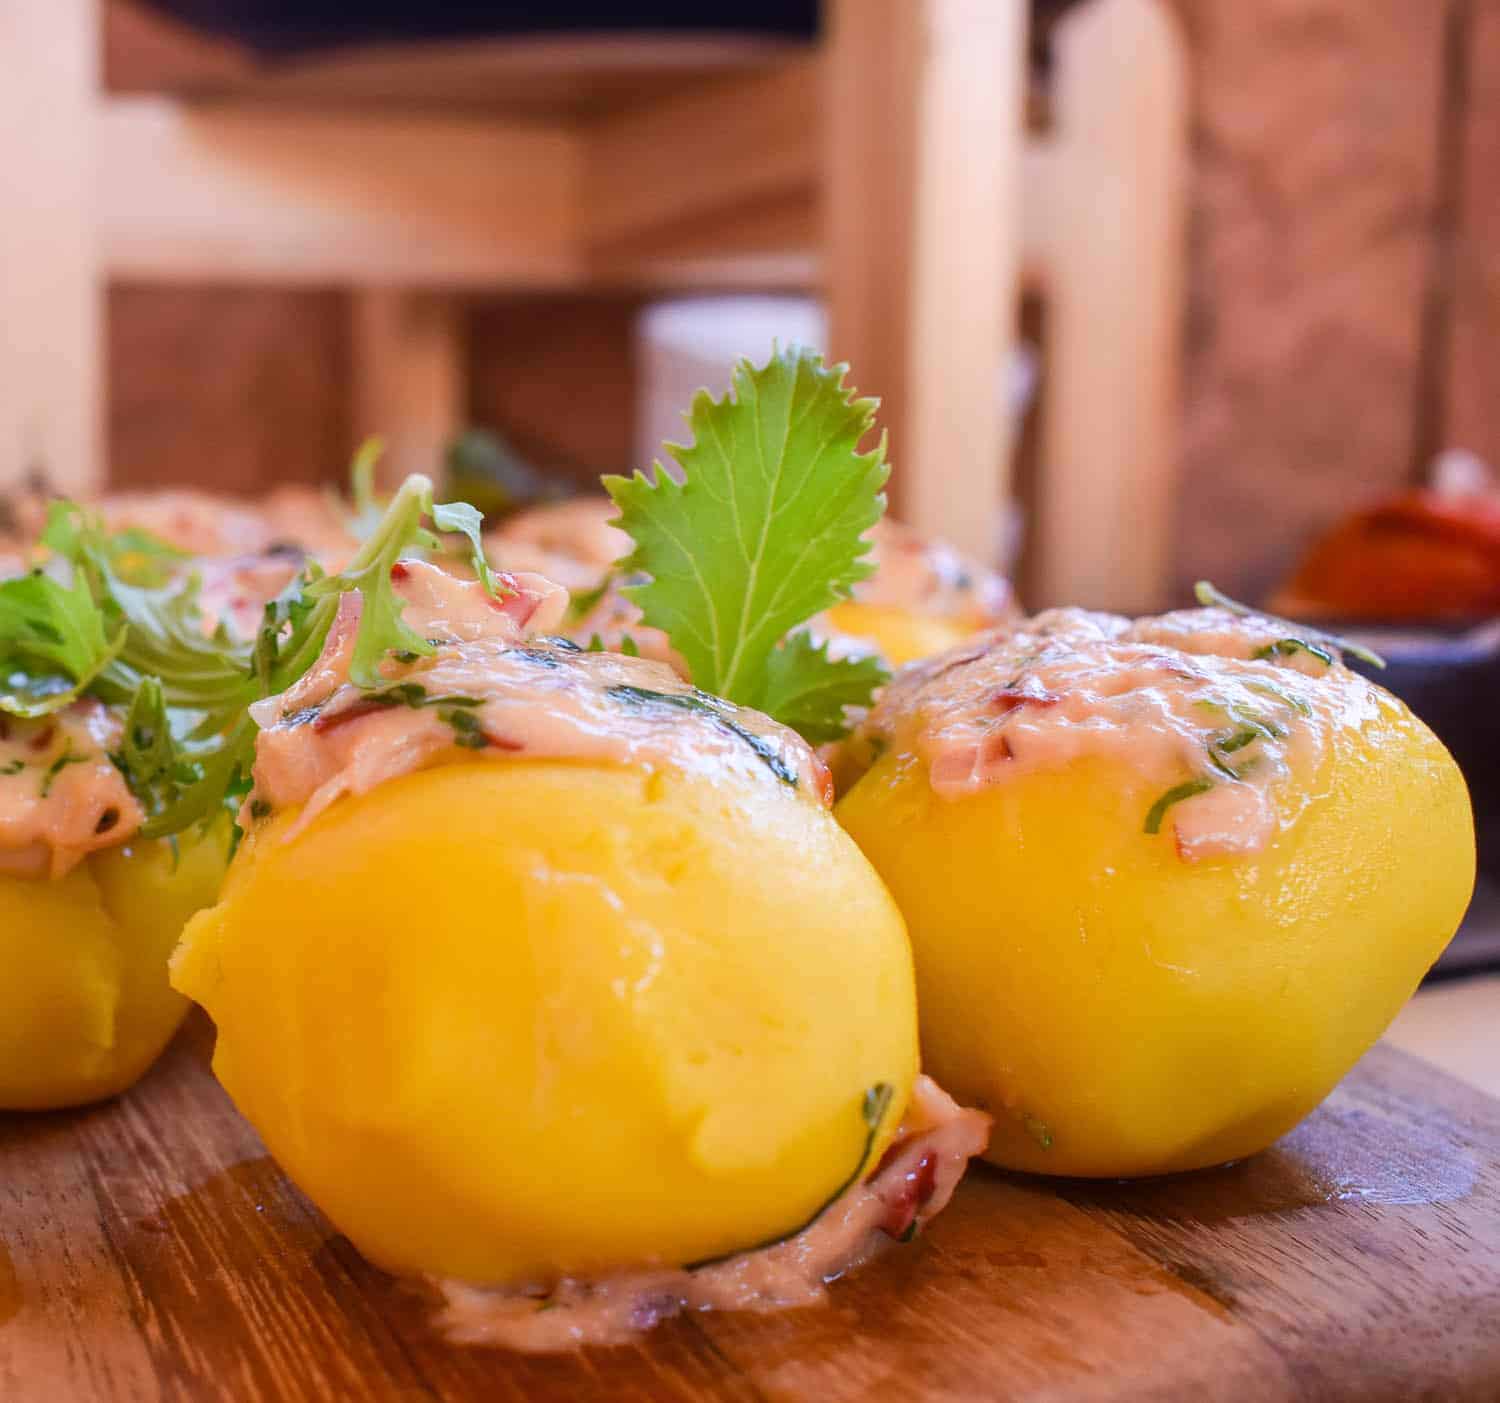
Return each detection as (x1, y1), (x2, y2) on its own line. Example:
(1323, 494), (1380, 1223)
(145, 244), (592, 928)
(2, 1017), (1498, 1403)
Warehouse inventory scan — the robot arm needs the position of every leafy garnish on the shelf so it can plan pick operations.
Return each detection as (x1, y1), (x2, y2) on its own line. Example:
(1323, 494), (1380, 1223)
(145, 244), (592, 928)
(757, 633), (890, 745)
(345, 436), (387, 541)
(4, 474), (503, 839)
(1143, 777), (1215, 834)
(1193, 581), (1386, 670)
(606, 683), (798, 786)
(605, 347), (890, 741)
(0, 567), (126, 717)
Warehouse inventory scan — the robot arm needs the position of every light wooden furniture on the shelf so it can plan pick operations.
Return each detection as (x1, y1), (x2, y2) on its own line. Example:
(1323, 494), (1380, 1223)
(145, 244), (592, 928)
(3, 0), (1187, 608)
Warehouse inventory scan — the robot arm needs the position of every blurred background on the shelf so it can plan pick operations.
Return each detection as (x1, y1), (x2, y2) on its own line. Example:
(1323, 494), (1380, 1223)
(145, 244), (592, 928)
(1, 1), (1497, 1004)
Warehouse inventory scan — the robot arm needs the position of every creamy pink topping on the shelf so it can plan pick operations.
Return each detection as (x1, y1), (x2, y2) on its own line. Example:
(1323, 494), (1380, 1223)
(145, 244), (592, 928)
(194, 551), (305, 640)
(247, 560), (829, 836)
(10, 484), (359, 574)
(854, 517), (1017, 626)
(489, 497), (632, 574)
(432, 1075), (990, 1353)
(489, 500), (1016, 645)
(94, 489), (275, 558)
(855, 607), (1384, 861)
(0, 701), (144, 878)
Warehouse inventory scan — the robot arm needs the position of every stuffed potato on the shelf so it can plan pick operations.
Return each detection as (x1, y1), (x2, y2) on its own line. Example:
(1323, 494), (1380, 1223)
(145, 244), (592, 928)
(171, 562), (966, 1310)
(837, 606), (1475, 1177)
(0, 703), (227, 1109)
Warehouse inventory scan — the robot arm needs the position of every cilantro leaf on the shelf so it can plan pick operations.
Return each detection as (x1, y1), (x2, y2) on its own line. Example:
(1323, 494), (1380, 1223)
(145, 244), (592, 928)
(757, 632), (889, 744)
(604, 346), (889, 738)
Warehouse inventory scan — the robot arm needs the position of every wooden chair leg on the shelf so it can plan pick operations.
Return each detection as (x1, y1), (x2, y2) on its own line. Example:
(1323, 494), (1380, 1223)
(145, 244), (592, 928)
(825, 0), (1028, 565)
(350, 289), (466, 489)
(0, 0), (100, 495)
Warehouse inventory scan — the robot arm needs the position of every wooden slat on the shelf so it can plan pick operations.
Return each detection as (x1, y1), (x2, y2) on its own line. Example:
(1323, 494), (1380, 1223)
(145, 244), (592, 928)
(99, 98), (583, 288)
(902, 0), (1029, 566)
(822, 0), (923, 515)
(1, 1028), (1497, 1399)
(1029, 0), (1188, 612)
(580, 57), (820, 255)
(0, 0), (100, 494)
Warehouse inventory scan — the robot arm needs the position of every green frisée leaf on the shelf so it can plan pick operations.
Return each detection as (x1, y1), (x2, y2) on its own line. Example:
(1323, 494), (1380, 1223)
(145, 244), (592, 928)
(604, 347), (890, 740)
(757, 632), (889, 744)
(0, 567), (127, 717)
(431, 499), (505, 598)
(308, 473), (510, 689)
(345, 436), (388, 541)
(3, 473), (505, 837)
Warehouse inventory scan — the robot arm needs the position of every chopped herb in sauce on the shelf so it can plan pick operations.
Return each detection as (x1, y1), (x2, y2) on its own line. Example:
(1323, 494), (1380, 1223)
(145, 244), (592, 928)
(686, 1082), (894, 1270)
(606, 684), (798, 787)
(40, 748), (89, 797)
(1143, 777), (1215, 835)
(1193, 580), (1386, 669)
(441, 707), (490, 749)
(503, 646), (565, 669)
(248, 797), (272, 820)
(1252, 637), (1334, 668)
(1245, 679), (1313, 716)
(0, 759), (23, 776)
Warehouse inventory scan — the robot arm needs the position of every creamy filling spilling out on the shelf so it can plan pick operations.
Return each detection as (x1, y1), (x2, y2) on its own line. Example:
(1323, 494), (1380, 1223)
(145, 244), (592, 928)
(855, 606), (1384, 861)
(431, 1075), (991, 1353)
(247, 560), (831, 837)
(0, 700), (144, 878)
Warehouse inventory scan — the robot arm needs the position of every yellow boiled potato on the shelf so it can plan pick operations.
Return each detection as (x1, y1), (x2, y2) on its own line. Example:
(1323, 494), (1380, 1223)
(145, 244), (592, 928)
(837, 693), (1474, 1178)
(823, 600), (972, 667)
(172, 760), (917, 1284)
(0, 828), (228, 1110)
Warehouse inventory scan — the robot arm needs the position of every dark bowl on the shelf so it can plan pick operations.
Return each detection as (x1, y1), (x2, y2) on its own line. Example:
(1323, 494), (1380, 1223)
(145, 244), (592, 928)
(1329, 620), (1500, 975)
(1336, 621), (1500, 875)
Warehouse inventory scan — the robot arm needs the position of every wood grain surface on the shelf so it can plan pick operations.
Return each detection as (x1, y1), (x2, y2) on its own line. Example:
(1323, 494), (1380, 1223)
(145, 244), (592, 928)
(1, 1018), (1497, 1402)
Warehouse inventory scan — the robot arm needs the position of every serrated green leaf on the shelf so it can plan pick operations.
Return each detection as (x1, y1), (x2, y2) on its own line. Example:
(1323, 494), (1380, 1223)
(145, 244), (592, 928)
(756, 631), (889, 743)
(604, 346), (887, 721)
